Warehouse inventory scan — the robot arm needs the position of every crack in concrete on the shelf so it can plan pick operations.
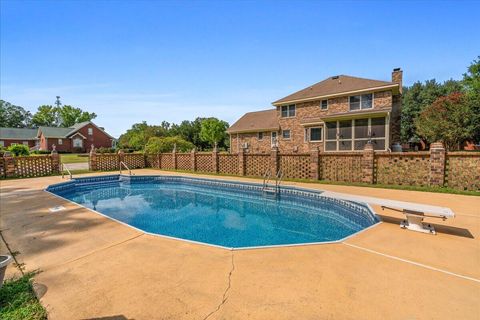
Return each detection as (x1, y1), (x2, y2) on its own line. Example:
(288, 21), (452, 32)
(0, 229), (24, 275)
(202, 252), (235, 320)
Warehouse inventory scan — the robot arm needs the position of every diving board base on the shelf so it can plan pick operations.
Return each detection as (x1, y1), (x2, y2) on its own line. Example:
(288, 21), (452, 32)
(400, 215), (436, 235)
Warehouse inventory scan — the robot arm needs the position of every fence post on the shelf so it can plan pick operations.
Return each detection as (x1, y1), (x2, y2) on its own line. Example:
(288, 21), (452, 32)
(309, 147), (320, 180)
(89, 145), (97, 171)
(429, 141), (446, 187)
(362, 142), (375, 184)
(191, 148), (197, 171)
(51, 147), (60, 174)
(172, 144), (177, 170)
(3, 152), (16, 178)
(271, 146), (279, 175)
(212, 143), (219, 173)
(156, 153), (161, 169)
(118, 149), (125, 170)
(238, 147), (245, 176)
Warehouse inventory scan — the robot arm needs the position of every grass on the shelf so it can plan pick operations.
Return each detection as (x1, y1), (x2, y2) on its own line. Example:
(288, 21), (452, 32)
(60, 153), (89, 164)
(155, 168), (480, 196)
(0, 272), (47, 320)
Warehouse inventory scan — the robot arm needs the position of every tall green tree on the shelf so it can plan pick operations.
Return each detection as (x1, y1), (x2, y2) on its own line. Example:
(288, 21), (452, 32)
(415, 92), (477, 150)
(0, 100), (32, 128)
(118, 121), (169, 150)
(57, 105), (97, 127)
(463, 56), (480, 142)
(31, 105), (59, 127)
(200, 118), (229, 149)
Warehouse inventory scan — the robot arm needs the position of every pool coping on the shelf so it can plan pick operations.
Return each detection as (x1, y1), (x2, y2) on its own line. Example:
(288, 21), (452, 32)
(44, 174), (382, 251)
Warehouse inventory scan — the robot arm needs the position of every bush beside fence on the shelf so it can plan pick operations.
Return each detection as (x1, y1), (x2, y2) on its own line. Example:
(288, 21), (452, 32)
(85, 143), (480, 191)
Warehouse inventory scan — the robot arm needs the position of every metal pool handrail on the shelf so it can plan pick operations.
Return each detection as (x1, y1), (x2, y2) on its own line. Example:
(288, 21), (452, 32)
(275, 169), (284, 192)
(119, 161), (132, 175)
(62, 163), (72, 180)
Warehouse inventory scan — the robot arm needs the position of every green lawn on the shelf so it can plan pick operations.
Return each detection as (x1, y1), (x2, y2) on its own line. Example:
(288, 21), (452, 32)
(0, 272), (47, 320)
(60, 153), (89, 164)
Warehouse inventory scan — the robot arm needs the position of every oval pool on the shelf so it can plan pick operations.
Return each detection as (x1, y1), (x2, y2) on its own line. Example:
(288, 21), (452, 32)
(47, 175), (379, 249)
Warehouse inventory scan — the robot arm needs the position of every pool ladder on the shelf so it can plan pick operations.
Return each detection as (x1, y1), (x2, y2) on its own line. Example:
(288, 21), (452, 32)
(262, 169), (283, 195)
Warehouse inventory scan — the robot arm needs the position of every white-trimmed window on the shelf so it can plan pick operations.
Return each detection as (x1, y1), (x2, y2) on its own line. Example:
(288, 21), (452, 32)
(22, 141), (29, 145)
(350, 93), (373, 110)
(0, 141), (4, 147)
(282, 129), (291, 139)
(258, 132), (264, 140)
(281, 104), (296, 117)
(325, 117), (386, 151)
(58, 139), (63, 145)
(321, 99), (328, 110)
(73, 138), (83, 148)
(88, 128), (93, 135)
(305, 127), (323, 142)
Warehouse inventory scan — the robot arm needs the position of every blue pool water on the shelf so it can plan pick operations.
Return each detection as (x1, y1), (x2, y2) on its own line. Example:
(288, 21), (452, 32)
(48, 176), (378, 248)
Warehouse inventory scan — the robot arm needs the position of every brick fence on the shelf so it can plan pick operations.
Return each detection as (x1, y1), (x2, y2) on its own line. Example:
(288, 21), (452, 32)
(0, 152), (61, 179)
(87, 143), (480, 191)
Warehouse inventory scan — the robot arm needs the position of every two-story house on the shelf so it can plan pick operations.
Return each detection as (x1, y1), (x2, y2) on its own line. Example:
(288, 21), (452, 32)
(228, 68), (402, 153)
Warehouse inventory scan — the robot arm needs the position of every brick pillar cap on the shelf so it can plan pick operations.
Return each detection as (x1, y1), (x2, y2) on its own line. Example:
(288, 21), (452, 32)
(430, 142), (445, 149)
(117, 149), (125, 154)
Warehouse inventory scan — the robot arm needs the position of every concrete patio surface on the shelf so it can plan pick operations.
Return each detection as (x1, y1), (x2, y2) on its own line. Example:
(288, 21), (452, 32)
(1, 169), (479, 319)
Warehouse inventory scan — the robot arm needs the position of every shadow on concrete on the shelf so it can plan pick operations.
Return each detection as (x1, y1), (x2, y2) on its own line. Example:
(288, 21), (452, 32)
(378, 214), (474, 239)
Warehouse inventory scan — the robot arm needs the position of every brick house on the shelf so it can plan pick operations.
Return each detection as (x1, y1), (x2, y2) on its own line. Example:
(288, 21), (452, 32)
(228, 68), (403, 153)
(0, 121), (115, 152)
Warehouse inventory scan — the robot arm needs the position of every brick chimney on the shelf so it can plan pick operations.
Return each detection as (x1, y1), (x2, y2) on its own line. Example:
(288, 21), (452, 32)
(392, 68), (403, 94)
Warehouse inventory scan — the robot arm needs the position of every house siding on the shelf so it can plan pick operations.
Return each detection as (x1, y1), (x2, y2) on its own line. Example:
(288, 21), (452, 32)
(0, 139), (37, 148)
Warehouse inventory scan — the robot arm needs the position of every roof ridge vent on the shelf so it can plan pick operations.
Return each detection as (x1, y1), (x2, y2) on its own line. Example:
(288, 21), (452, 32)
(331, 75), (339, 80)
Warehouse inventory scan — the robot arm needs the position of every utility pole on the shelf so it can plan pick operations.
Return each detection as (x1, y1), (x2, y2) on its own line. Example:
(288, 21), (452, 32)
(55, 96), (62, 108)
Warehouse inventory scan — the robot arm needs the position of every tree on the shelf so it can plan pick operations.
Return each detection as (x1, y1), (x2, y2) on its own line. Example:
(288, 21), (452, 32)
(144, 136), (194, 153)
(463, 56), (480, 142)
(57, 105), (97, 127)
(199, 118), (229, 149)
(31, 105), (60, 127)
(118, 122), (169, 151)
(0, 100), (32, 128)
(415, 93), (477, 150)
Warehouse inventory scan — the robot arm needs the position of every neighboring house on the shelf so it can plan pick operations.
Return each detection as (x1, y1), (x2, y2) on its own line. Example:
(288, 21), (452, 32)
(0, 121), (115, 152)
(0, 128), (39, 149)
(37, 121), (115, 152)
(228, 68), (403, 153)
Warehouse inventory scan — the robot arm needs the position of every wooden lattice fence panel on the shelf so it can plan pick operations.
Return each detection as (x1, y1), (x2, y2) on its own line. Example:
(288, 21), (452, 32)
(196, 153), (214, 172)
(375, 152), (430, 186)
(123, 154), (145, 169)
(218, 154), (239, 175)
(145, 154), (159, 168)
(96, 154), (119, 171)
(176, 153), (192, 171)
(279, 154), (310, 179)
(445, 153), (480, 191)
(245, 154), (270, 177)
(0, 158), (5, 178)
(320, 154), (363, 183)
(160, 153), (174, 169)
(14, 156), (53, 177)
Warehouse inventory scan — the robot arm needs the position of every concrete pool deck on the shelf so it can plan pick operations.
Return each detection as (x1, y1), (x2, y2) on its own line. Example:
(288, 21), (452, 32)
(1, 169), (479, 319)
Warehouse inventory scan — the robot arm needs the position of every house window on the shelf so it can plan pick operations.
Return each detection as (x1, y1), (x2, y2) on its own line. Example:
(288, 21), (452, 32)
(23, 141), (29, 145)
(271, 132), (278, 147)
(0, 141), (4, 147)
(73, 138), (83, 148)
(258, 132), (264, 140)
(58, 139), (63, 145)
(326, 117), (387, 151)
(309, 127), (323, 142)
(282, 130), (291, 139)
(350, 93), (373, 110)
(281, 104), (296, 117)
(321, 100), (328, 110)
(88, 128), (93, 135)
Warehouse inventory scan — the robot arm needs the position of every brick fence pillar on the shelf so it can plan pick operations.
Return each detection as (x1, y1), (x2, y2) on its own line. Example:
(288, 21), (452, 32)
(156, 153), (161, 169)
(191, 148), (197, 171)
(89, 145), (97, 171)
(118, 149), (125, 171)
(238, 147), (245, 176)
(362, 142), (375, 184)
(309, 147), (320, 180)
(271, 146), (279, 175)
(172, 144), (177, 170)
(51, 148), (60, 174)
(3, 152), (16, 178)
(212, 144), (219, 173)
(429, 141), (446, 187)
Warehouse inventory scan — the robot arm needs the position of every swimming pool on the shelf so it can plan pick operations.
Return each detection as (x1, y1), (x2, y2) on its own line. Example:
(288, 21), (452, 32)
(47, 175), (379, 249)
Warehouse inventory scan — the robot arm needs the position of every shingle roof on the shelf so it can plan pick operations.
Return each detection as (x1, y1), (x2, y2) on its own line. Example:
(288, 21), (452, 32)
(273, 75), (398, 105)
(227, 109), (279, 133)
(38, 126), (74, 138)
(0, 127), (38, 140)
(68, 121), (91, 131)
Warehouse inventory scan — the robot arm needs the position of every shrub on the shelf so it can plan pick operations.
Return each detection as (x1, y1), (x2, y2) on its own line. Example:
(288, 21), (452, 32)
(8, 144), (30, 156)
(144, 136), (194, 154)
(96, 147), (117, 154)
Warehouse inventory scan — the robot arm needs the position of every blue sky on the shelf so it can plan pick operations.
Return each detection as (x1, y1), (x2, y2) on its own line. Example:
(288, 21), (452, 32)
(1, 0), (479, 137)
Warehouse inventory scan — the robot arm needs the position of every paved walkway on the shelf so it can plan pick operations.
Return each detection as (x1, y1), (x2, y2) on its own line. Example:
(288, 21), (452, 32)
(1, 170), (479, 319)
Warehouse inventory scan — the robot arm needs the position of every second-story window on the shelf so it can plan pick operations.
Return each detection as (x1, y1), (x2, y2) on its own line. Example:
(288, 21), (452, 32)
(350, 93), (373, 110)
(88, 128), (93, 135)
(321, 100), (328, 110)
(282, 129), (291, 139)
(281, 104), (296, 117)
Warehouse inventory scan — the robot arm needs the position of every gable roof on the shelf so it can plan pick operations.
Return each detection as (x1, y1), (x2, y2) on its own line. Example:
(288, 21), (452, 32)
(273, 75), (398, 105)
(38, 126), (74, 138)
(227, 109), (279, 134)
(0, 127), (38, 140)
